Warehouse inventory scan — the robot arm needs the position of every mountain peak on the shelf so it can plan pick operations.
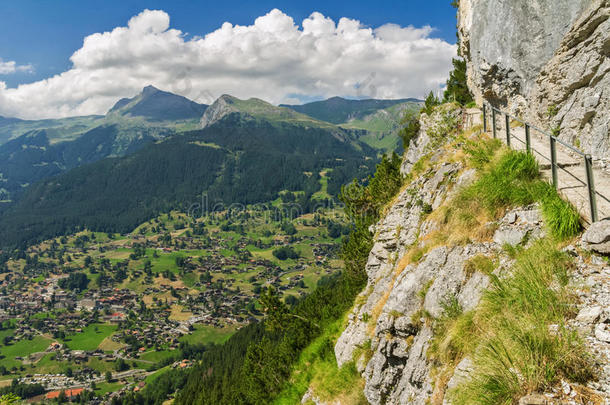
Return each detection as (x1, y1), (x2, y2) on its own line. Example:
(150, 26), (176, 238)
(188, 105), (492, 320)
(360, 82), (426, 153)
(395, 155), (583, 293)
(200, 95), (240, 128)
(217, 94), (238, 103)
(200, 95), (339, 130)
(107, 86), (207, 121)
(141, 85), (161, 97)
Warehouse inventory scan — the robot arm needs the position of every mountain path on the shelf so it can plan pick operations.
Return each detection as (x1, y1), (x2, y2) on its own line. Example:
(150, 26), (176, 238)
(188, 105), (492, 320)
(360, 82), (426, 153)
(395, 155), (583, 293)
(465, 108), (610, 224)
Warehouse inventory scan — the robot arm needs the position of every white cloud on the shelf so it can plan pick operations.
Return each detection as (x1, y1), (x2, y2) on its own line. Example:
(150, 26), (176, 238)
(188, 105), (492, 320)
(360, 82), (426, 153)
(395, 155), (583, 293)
(0, 59), (34, 75)
(0, 9), (456, 119)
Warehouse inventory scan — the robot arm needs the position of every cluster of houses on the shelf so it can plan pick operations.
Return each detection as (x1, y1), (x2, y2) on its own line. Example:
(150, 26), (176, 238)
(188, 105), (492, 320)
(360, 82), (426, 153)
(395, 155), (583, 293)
(0, 210), (345, 400)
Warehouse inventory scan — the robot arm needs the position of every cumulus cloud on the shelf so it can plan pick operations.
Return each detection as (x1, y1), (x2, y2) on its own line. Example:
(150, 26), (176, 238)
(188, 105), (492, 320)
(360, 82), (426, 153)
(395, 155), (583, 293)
(0, 59), (34, 75)
(0, 9), (456, 119)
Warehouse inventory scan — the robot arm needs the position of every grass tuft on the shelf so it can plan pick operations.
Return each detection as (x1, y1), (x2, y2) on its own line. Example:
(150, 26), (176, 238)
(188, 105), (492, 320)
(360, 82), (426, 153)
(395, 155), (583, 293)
(464, 254), (496, 278)
(450, 144), (582, 241)
(436, 240), (594, 404)
(535, 183), (582, 240)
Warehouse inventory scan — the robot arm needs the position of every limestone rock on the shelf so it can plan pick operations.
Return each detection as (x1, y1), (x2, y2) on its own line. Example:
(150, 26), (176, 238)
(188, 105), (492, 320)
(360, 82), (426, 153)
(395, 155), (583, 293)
(400, 104), (462, 175)
(596, 323), (610, 343)
(493, 206), (544, 246)
(458, 0), (589, 106)
(200, 95), (239, 128)
(493, 227), (529, 246)
(458, 0), (609, 166)
(576, 305), (603, 323)
(529, 0), (610, 166)
(444, 357), (473, 404)
(582, 219), (610, 253)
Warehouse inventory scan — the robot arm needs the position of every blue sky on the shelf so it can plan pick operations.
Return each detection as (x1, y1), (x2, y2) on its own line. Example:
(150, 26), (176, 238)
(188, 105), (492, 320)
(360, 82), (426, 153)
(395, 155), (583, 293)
(0, 1), (458, 118)
(0, 1), (457, 87)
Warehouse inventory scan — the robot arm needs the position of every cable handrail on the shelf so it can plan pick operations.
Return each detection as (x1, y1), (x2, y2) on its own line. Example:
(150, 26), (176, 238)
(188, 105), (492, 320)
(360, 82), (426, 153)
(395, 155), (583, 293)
(486, 105), (585, 156)
(481, 102), (608, 223)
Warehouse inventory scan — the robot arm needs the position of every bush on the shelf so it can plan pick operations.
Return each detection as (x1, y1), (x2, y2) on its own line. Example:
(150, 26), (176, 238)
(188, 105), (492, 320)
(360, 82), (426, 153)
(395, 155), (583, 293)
(399, 111), (421, 149)
(281, 222), (297, 235)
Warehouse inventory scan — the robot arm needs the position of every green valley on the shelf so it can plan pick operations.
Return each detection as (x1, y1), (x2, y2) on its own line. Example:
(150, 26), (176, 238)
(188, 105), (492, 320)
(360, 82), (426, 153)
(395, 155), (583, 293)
(0, 200), (347, 401)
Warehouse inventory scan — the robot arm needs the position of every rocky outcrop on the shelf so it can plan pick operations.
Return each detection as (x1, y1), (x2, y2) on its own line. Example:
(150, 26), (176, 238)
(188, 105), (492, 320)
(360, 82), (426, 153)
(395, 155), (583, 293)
(458, 0), (609, 166)
(458, 0), (590, 107)
(200, 94), (240, 128)
(569, 243), (610, 397)
(330, 103), (610, 403)
(400, 104), (462, 175)
(530, 0), (610, 165)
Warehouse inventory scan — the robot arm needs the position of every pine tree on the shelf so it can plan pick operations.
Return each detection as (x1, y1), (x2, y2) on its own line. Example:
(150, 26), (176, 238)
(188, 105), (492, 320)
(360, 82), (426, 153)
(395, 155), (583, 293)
(443, 58), (473, 105)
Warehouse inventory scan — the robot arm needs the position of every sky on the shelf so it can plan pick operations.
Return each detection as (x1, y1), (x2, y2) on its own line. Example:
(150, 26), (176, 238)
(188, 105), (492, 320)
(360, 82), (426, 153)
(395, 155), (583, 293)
(0, 1), (458, 119)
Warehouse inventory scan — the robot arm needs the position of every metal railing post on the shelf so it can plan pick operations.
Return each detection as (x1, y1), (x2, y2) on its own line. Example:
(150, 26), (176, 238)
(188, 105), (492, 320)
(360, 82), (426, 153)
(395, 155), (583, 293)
(550, 136), (558, 188)
(492, 108), (497, 139)
(505, 114), (511, 148)
(483, 104), (487, 132)
(585, 154), (598, 222)
(525, 124), (531, 153)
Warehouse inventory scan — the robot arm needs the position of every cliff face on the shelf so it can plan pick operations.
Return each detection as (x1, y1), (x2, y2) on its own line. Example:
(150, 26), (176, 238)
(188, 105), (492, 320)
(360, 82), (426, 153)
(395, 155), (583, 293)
(458, 0), (609, 166)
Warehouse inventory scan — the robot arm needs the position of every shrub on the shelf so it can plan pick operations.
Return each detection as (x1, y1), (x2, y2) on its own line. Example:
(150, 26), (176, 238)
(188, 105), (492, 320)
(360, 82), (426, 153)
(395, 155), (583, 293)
(399, 111), (421, 149)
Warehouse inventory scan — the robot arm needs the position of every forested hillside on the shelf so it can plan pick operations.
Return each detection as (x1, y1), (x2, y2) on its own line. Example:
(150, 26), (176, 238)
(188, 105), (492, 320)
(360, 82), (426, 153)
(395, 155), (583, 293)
(0, 124), (174, 204)
(0, 86), (207, 208)
(0, 113), (377, 247)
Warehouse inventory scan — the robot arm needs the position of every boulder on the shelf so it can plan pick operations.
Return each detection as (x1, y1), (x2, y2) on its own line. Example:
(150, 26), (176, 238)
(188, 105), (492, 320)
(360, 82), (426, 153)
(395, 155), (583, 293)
(575, 305), (603, 323)
(595, 323), (610, 343)
(582, 219), (610, 253)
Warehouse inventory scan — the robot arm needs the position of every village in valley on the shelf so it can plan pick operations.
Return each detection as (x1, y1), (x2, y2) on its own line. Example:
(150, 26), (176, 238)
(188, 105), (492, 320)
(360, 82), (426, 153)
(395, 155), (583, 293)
(0, 198), (347, 402)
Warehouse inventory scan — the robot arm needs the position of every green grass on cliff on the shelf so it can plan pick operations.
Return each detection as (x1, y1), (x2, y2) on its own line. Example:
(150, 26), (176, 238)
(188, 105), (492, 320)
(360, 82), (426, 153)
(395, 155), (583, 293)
(272, 317), (366, 405)
(425, 134), (589, 403)
(457, 138), (582, 240)
(436, 240), (593, 405)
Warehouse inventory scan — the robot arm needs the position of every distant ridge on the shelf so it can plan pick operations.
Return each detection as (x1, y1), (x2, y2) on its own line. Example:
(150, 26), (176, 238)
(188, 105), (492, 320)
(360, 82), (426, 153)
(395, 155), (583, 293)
(281, 96), (422, 124)
(0, 116), (24, 127)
